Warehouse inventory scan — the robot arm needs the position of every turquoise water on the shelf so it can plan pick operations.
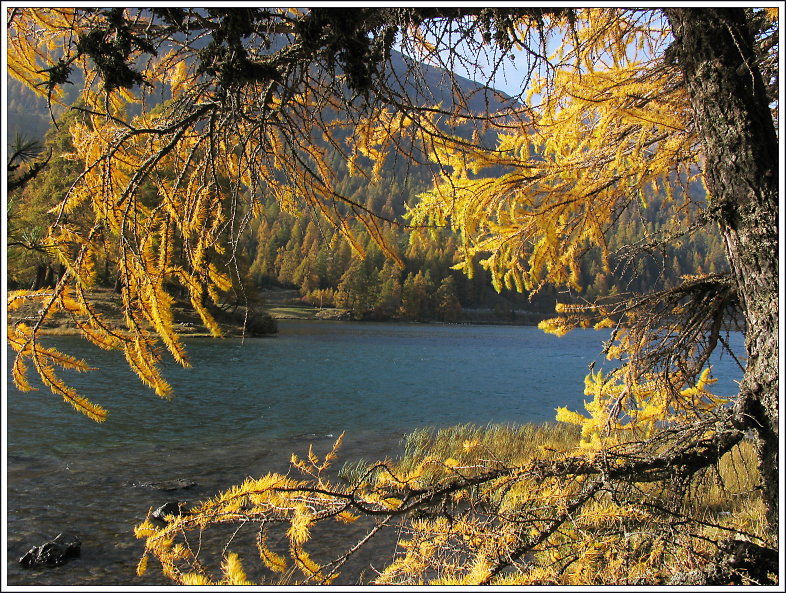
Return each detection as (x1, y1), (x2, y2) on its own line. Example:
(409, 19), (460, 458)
(5, 320), (744, 585)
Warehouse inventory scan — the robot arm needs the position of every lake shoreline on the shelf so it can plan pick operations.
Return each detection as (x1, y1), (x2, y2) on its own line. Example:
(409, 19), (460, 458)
(263, 287), (552, 326)
(7, 287), (279, 339)
(9, 286), (553, 337)
(21, 314), (551, 337)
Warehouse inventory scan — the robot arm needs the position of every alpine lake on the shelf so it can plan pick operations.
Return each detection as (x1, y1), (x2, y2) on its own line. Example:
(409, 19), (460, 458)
(5, 320), (744, 586)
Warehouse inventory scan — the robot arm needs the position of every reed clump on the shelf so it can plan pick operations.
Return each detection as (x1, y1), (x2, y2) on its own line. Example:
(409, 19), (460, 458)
(398, 421), (581, 469)
(339, 422), (582, 487)
(687, 438), (765, 531)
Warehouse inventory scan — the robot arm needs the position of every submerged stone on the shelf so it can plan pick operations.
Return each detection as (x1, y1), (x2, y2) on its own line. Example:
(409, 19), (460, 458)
(139, 478), (197, 491)
(19, 533), (81, 568)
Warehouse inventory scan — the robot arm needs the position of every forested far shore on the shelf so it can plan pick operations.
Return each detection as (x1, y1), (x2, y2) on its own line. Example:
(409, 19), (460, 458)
(8, 75), (727, 325)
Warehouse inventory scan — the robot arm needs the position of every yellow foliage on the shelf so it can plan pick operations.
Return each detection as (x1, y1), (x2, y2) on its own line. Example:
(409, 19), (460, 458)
(380, 11), (696, 299)
(221, 553), (253, 585)
(335, 510), (359, 524)
(135, 554), (149, 576)
(8, 320), (107, 421)
(556, 363), (726, 449)
(287, 504), (313, 545)
(6, 8), (79, 103)
(258, 535), (288, 573)
(464, 555), (492, 585)
(180, 572), (213, 585)
(134, 520), (158, 539)
(555, 406), (587, 427)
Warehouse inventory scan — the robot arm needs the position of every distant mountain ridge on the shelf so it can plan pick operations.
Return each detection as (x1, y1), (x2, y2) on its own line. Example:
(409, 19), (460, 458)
(6, 42), (514, 143)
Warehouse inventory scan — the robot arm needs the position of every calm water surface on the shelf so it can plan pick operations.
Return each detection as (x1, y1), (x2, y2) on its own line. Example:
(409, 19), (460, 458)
(5, 320), (744, 585)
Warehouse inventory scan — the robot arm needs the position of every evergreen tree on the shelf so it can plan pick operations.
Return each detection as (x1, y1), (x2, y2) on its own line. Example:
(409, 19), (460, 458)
(435, 276), (462, 322)
(400, 271), (435, 321)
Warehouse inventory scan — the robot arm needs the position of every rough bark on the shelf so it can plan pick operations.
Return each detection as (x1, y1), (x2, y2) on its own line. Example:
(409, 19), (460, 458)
(664, 8), (779, 534)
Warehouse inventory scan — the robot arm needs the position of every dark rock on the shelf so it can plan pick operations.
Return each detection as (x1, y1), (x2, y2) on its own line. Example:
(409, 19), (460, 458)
(294, 432), (337, 441)
(668, 539), (778, 586)
(713, 539), (779, 585)
(19, 533), (81, 568)
(151, 501), (191, 524)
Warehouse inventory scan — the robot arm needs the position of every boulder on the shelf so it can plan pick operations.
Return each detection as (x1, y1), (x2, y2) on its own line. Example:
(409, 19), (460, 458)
(19, 533), (81, 568)
(151, 501), (191, 524)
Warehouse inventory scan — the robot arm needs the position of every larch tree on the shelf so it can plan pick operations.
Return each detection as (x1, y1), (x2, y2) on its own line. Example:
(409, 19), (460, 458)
(5, 6), (780, 585)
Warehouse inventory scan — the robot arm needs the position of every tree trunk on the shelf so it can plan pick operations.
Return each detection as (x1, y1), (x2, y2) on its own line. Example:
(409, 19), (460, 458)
(31, 263), (47, 290)
(665, 8), (779, 535)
